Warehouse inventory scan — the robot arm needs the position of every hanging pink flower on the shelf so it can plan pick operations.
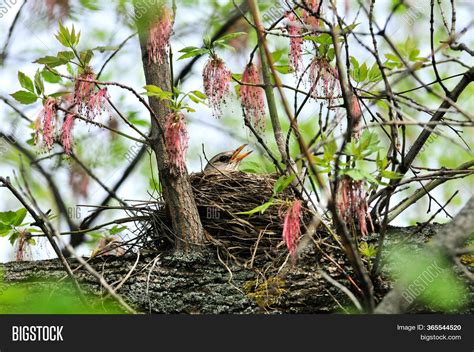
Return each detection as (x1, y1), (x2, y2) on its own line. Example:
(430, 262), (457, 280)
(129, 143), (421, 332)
(349, 94), (362, 138)
(202, 56), (232, 118)
(286, 12), (303, 73)
(309, 57), (340, 104)
(38, 0), (70, 21)
(35, 97), (57, 150)
(336, 176), (373, 237)
(61, 113), (75, 155)
(240, 63), (266, 131)
(14, 230), (33, 262)
(303, 0), (320, 30)
(87, 87), (110, 120)
(74, 67), (95, 118)
(164, 111), (188, 174)
(281, 200), (302, 257)
(147, 5), (174, 64)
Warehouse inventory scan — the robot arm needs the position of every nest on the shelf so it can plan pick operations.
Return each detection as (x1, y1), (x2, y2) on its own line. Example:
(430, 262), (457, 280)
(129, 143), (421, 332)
(144, 171), (311, 262)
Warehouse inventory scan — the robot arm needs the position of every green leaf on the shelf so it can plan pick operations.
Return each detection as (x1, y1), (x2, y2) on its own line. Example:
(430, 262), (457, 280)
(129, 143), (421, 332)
(8, 231), (19, 246)
(178, 46), (200, 53)
(128, 117), (150, 127)
(380, 170), (402, 180)
(271, 48), (286, 63)
(237, 200), (274, 216)
(359, 62), (368, 82)
(359, 241), (377, 259)
(49, 91), (70, 98)
(350, 56), (359, 70)
(274, 64), (292, 74)
(91, 45), (119, 52)
(215, 32), (247, 42)
(306, 33), (332, 45)
(18, 72), (35, 92)
(0, 208), (27, 227)
(10, 90), (38, 105)
(80, 49), (94, 65)
(109, 225), (126, 235)
(177, 48), (208, 60)
(191, 90), (207, 99)
(41, 69), (62, 83)
(34, 70), (44, 95)
(34, 55), (68, 67)
(273, 174), (296, 196)
(368, 63), (382, 82)
(57, 50), (75, 61)
(385, 53), (400, 62)
(323, 138), (337, 162)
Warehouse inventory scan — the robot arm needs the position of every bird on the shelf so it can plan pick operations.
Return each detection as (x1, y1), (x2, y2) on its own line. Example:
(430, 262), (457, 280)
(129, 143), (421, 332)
(204, 144), (252, 173)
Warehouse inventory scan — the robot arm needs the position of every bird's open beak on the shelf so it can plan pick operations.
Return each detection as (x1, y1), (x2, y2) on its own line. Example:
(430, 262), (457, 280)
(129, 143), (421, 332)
(230, 144), (252, 162)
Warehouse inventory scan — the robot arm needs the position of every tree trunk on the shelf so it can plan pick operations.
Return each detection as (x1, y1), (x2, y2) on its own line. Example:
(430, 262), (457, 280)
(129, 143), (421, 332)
(1, 225), (472, 313)
(134, 5), (204, 248)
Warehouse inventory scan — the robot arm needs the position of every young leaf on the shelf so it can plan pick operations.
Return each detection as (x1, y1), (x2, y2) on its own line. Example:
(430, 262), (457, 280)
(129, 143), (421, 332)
(273, 174), (296, 196)
(10, 90), (38, 105)
(237, 200), (274, 216)
(34, 70), (44, 95)
(215, 32), (247, 42)
(41, 69), (62, 83)
(34, 55), (68, 67)
(109, 225), (126, 235)
(18, 72), (35, 93)
(0, 208), (27, 227)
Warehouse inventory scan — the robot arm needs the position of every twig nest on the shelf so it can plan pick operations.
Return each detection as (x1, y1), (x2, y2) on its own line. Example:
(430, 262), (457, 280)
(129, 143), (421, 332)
(188, 171), (311, 258)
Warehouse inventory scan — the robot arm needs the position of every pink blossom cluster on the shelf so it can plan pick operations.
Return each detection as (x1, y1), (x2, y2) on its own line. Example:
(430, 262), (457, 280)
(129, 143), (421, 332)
(281, 200), (302, 257)
(74, 69), (110, 121)
(302, 0), (320, 31)
(15, 231), (32, 262)
(164, 111), (189, 174)
(349, 95), (362, 138)
(35, 97), (57, 150)
(202, 56), (232, 118)
(336, 176), (374, 237)
(147, 5), (173, 64)
(286, 12), (303, 73)
(309, 57), (340, 104)
(240, 63), (266, 131)
(61, 113), (75, 155)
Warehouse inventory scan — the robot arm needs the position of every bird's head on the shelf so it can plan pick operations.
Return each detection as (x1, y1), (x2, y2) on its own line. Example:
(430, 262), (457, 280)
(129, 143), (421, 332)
(204, 144), (252, 173)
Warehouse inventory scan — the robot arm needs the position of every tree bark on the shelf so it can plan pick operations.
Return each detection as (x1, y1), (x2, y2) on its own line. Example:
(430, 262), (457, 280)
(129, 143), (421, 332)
(1, 225), (472, 314)
(134, 5), (204, 248)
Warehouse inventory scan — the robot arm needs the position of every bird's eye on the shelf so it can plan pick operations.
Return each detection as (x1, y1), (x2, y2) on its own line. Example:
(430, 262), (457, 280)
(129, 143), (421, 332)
(219, 155), (229, 162)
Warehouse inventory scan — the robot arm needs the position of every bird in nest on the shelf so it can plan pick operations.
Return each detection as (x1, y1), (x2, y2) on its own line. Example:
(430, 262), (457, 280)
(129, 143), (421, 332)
(203, 144), (253, 173)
